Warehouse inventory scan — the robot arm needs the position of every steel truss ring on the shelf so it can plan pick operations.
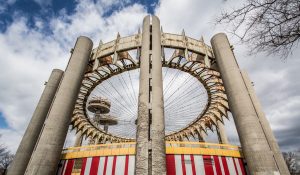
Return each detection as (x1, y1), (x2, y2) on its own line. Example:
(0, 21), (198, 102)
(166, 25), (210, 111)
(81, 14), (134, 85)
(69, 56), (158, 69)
(71, 50), (229, 143)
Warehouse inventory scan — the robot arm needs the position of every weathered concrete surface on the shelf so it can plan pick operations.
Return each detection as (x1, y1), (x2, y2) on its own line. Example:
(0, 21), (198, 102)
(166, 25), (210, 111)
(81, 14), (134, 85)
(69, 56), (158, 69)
(211, 33), (282, 175)
(135, 15), (150, 175)
(25, 36), (93, 175)
(216, 120), (229, 144)
(7, 69), (63, 175)
(151, 15), (166, 175)
(241, 70), (290, 175)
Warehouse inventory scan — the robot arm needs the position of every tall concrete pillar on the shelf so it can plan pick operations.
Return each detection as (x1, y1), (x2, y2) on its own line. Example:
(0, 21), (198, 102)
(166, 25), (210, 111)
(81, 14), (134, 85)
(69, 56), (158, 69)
(25, 36), (93, 175)
(241, 70), (290, 174)
(74, 131), (83, 147)
(135, 15), (166, 175)
(211, 33), (282, 175)
(216, 120), (229, 144)
(7, 69), (63, 175)
(151, 16), (166, 175)
(135, 15), (151, 175)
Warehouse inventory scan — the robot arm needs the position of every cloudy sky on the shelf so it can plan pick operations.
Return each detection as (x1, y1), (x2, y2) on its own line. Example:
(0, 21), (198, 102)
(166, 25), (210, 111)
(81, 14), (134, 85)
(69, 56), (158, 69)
(0, 0), (299, 153)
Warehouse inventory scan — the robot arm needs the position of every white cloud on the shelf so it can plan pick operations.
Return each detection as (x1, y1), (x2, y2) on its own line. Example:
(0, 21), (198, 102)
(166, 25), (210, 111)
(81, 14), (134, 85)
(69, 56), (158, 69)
(33, 0), (52, 8)
(0, 129), (22, 153)
(155, 0), (243, 40)
(50, 1), (146, 45)
(0, 17), (67, 131)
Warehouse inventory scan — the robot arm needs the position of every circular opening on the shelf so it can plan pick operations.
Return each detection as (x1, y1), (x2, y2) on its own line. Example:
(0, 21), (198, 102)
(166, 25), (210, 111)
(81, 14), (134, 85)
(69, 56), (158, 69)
(87, 67), (208, 138)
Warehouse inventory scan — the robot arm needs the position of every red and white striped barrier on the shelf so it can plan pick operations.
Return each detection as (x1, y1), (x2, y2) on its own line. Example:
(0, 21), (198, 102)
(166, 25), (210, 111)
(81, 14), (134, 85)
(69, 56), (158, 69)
(166, 155), (247, 175)
(57, 155), (135, 175)
(57, 155), (247, 175)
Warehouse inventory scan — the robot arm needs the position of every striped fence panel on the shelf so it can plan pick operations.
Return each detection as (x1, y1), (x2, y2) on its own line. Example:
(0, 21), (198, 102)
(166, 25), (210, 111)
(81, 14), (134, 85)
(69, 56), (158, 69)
(166, 155), (247, 175)
(57, 155), (247, 175)
(57, 155), (135, 175)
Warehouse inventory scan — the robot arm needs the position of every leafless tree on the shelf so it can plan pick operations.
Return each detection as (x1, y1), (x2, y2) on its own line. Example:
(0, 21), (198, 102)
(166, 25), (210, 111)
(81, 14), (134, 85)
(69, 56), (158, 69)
(0, 136), (14, 175)
(0, 152), (13, 175)
(216, 0), (300, 58)
(283, 151), (298, 174)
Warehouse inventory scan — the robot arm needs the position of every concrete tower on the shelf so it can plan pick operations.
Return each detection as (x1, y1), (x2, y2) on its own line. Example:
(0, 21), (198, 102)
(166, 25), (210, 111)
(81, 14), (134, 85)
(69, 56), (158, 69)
(7, 69), (64, 175)
(135, 15), (166, 175)
(211, 33), (289, 174)
(25, 36), (93, 175)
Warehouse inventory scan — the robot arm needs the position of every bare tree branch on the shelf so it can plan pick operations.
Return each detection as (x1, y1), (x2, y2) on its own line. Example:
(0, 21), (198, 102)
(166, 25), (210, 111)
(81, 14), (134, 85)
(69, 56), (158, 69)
(216, 0), (300, 58)
(282, 151), (299, 174)
(0, 135), (14, 175)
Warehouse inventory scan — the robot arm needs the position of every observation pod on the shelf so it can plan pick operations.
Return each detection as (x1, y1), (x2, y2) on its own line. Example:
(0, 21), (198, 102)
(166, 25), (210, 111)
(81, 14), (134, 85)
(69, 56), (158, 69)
(87, 97), (111, 114)
(7, 16), (289, 175)
(87, 97), (117, 133)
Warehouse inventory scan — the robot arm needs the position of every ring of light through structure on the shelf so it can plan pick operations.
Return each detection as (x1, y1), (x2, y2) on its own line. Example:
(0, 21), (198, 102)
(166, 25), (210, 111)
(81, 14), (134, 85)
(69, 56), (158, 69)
(87, 66), (209, 139)
(71, 33), (229, 143)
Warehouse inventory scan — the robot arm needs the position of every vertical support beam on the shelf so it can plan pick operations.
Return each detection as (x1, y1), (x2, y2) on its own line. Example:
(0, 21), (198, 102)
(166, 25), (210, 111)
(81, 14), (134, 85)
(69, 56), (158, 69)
(216, 120), (229, 144)
(135, 15), (151, 175)
(197, 130), (205, 142)
(211, 33), (281, 174)
(151, 15), (166, 175)
(25, 36), (93, 175)
(135, 15), (166, 175)
(74, 131), (83, 147)
(7, 69), (63, 175)
(241, 70), (290, 175)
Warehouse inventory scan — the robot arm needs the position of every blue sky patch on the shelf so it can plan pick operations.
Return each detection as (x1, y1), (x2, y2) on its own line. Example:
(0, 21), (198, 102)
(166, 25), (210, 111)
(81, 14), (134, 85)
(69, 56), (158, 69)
(0, 0), (158, 32)
(0, 0), (77, 32)
(0, 112), (8, 128)
(102, 0), (158, 17)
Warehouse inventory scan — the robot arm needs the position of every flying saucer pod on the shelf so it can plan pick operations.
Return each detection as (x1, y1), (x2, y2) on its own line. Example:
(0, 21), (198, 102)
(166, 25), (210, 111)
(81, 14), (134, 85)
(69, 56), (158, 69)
(87, 97), (111, 114)
(98, 114), (118, 126)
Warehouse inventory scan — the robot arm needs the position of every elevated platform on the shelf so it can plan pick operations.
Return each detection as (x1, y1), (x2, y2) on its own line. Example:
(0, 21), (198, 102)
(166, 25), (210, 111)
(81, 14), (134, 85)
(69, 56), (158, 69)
(57, 142), (248, 175)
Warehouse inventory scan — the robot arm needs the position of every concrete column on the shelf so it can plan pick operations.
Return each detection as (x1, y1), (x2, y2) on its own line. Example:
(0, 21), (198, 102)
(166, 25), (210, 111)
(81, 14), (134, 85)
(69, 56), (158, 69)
(7, 69), (63, 175)
(151, 16), (166, 175)
(25, 36), (93, 175)
(197, 133), (205, 142)
(211, 33), (281, 175)
(74, 131), (83, 147)
(241, 70), (290, 175)
(216, 120), (229, 144)
(197, 130), (205, 142)
(135, 15), (150, 175)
